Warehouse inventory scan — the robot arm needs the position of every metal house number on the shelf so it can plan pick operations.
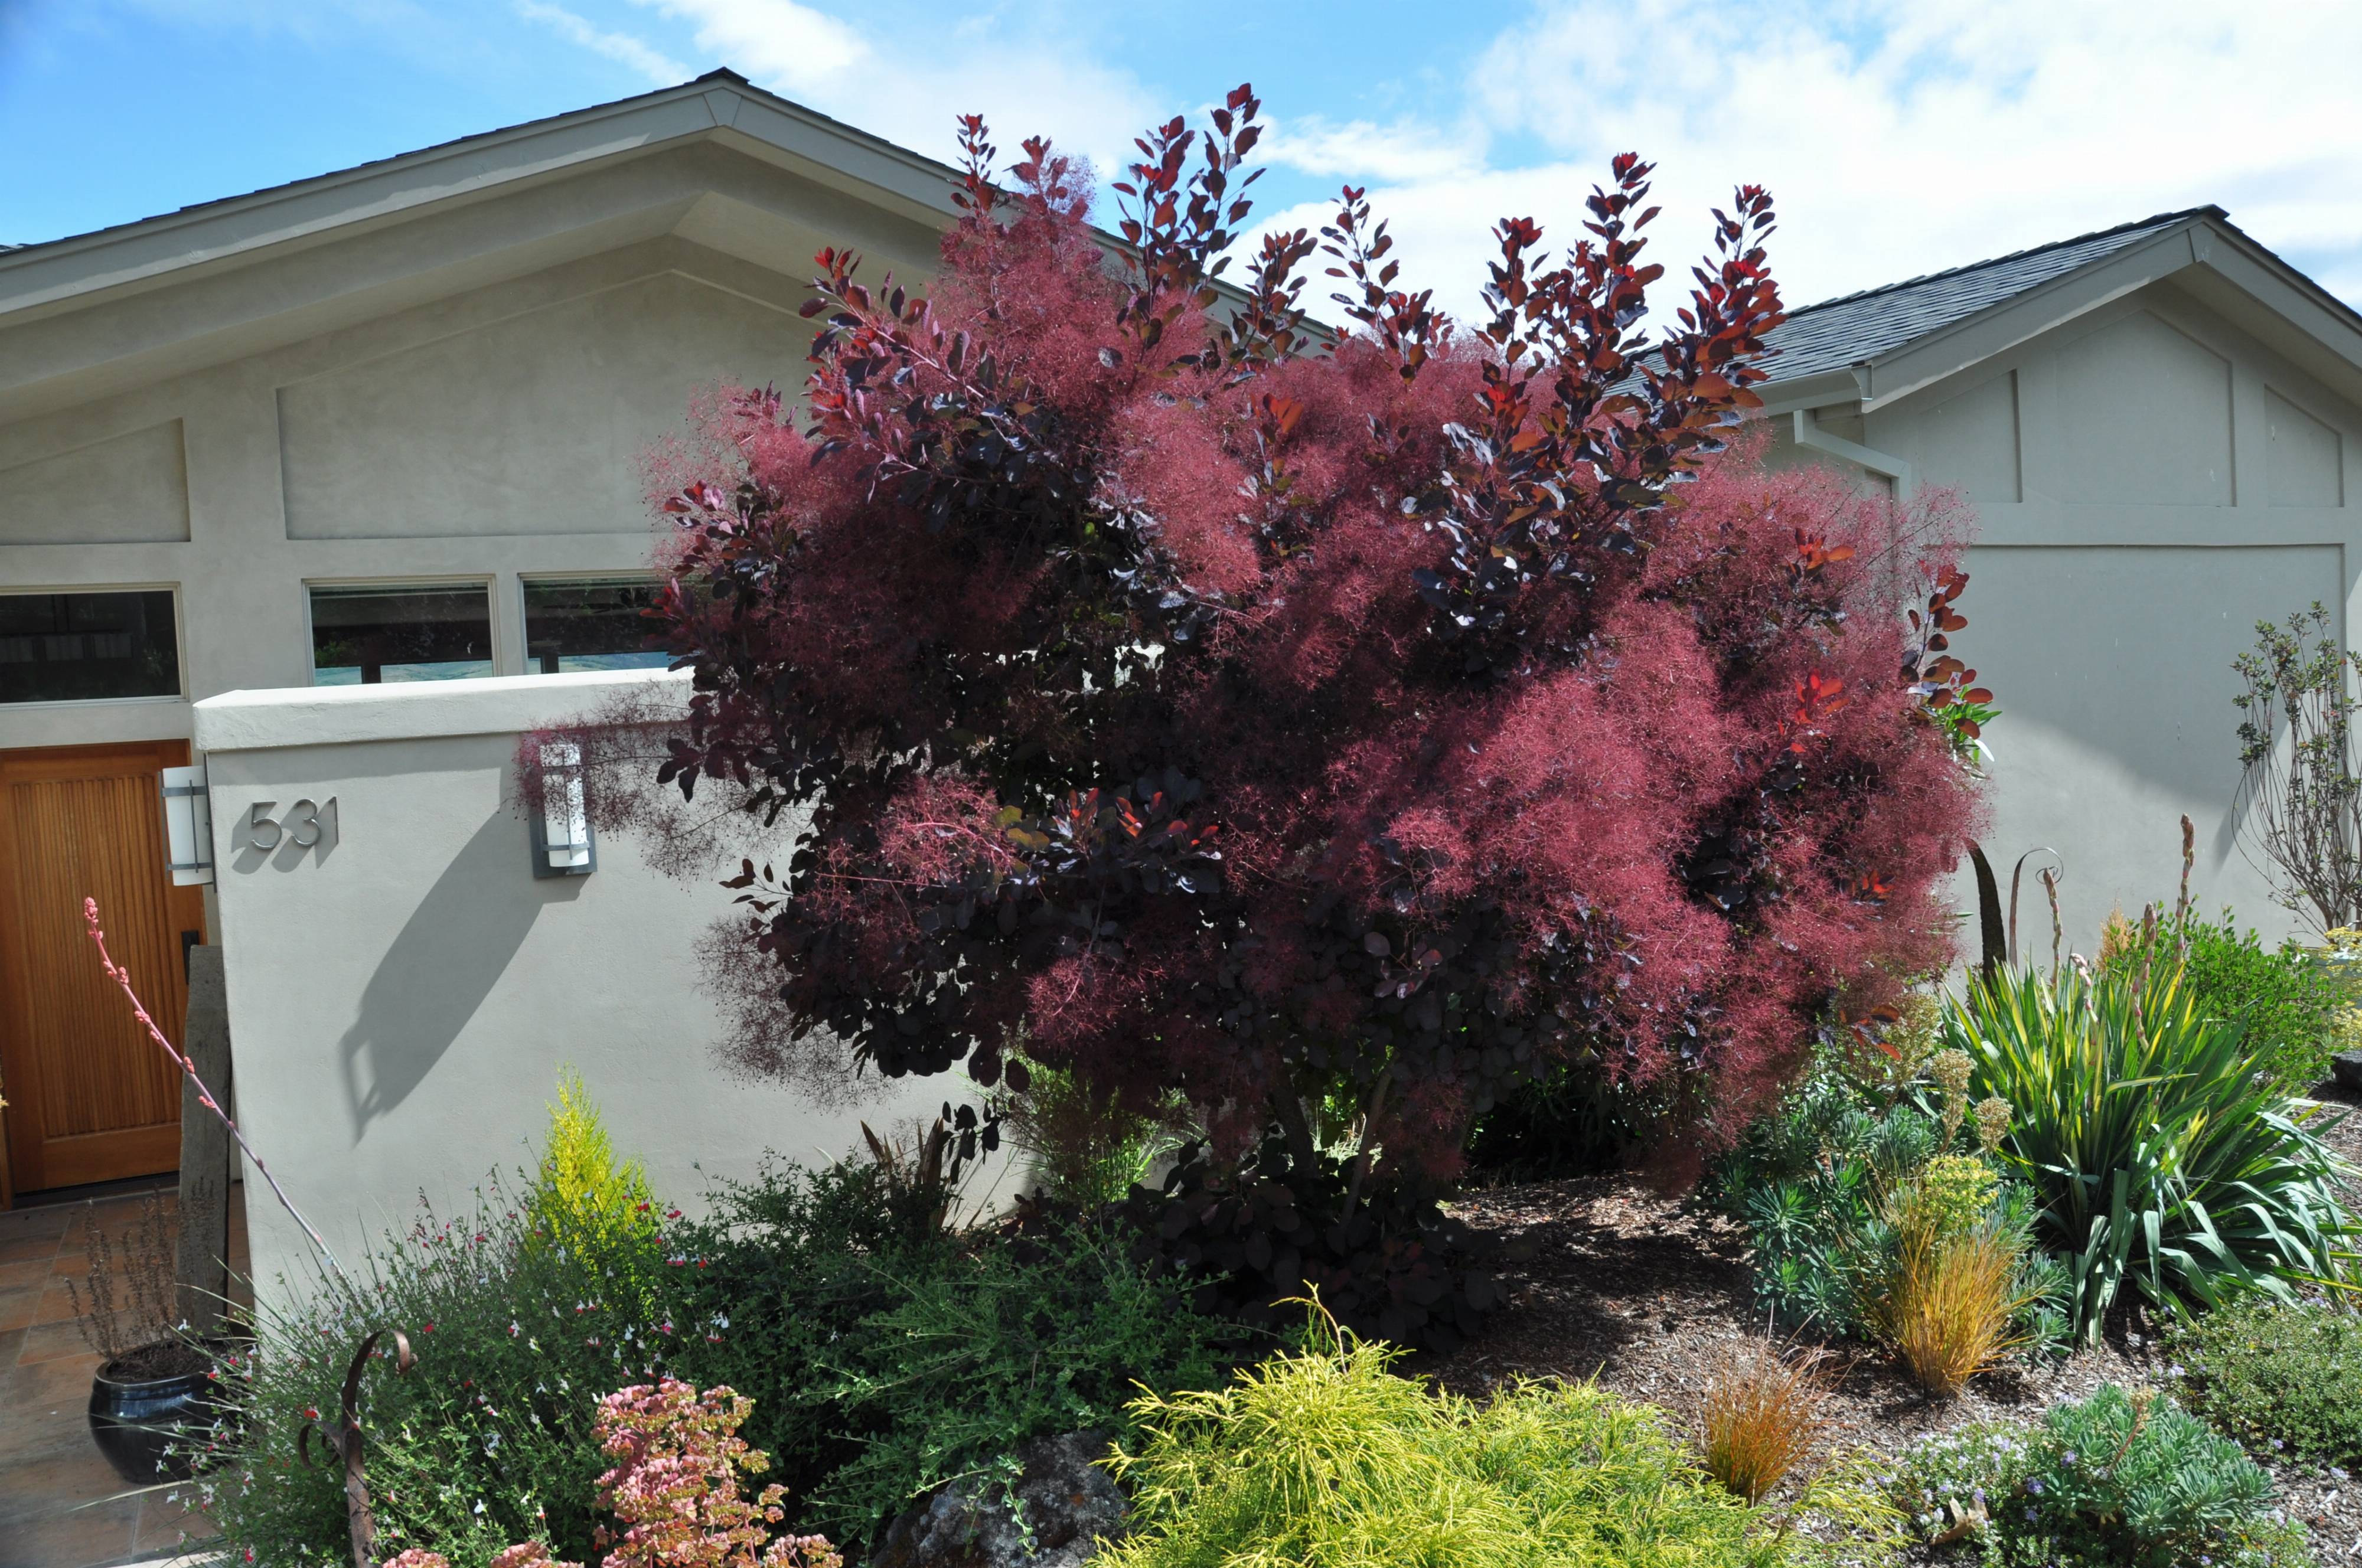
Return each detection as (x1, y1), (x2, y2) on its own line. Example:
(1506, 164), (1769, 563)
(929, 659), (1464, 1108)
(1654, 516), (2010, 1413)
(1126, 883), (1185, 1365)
(246, 798), (340, 851)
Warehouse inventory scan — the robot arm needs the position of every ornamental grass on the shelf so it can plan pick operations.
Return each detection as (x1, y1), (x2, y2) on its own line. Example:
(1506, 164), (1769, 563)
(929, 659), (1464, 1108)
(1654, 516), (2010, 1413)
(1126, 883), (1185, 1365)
(1695, 1336), (1835, 1504)
(1875, 1229), (2031, 1399)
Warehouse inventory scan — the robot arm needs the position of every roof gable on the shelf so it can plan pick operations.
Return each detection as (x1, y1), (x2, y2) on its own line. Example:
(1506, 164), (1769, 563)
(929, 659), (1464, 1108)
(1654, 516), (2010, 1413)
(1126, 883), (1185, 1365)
(0, 72), (976, 423)
(1756, 206), (2362, 412)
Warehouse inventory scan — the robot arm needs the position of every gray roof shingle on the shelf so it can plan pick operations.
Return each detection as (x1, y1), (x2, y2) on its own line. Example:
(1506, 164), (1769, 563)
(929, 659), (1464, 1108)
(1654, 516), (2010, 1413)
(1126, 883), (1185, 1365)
(1758, 207), (2218, 384)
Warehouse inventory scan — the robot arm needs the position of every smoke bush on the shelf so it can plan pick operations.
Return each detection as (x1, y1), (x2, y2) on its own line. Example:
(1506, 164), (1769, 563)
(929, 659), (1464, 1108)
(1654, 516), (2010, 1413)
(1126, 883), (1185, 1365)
(547, 85), (1983, 1305)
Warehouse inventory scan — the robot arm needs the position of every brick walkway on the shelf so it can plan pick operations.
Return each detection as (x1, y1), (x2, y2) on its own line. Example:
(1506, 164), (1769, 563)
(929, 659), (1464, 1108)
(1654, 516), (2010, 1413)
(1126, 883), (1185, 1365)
(0, 1181), (247, 1568)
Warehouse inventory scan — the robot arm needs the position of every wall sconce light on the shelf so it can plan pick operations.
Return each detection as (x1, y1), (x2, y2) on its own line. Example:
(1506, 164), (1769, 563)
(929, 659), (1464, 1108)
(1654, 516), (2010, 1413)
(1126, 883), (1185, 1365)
(531, 740), (596, 878)
(160, 764), (214, 886)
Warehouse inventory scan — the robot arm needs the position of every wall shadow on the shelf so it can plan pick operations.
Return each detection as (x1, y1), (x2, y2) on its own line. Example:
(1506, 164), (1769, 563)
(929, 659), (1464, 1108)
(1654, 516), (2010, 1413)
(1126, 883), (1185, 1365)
(337, 805), (583, 1136)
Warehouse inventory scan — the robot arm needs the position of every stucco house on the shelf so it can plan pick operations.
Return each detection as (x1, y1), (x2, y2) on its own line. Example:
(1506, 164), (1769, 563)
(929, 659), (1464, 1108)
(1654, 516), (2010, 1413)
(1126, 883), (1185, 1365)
(2, 70), (2359, 1223)
(1753, 210), (2362, 952)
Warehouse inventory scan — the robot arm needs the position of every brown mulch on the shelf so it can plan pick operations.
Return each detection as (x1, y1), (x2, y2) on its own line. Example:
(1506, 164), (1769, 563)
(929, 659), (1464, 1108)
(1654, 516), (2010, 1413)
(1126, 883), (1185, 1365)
(2314, 1072), (2362, 1210)
(1424, 1112), (2362, 1564)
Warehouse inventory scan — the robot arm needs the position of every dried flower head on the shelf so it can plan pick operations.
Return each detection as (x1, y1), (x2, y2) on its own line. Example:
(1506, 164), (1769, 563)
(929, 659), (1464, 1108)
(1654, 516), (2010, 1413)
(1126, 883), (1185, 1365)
(1929, 1047), (1973, 1141)
(1973, 1096), (2011, 1154)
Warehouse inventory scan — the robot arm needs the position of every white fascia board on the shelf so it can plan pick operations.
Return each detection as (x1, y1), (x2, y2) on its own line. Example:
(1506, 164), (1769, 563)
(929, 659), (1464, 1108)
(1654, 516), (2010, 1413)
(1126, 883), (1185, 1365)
(0, 81), (967, 325)
(1748, 367), (1872, 419)
(2173, 231), (2362, 409)
(0, 94), (725, 320)
(717, 100), (967, 230)
(194, 668), (689, 754)
(1854, 224), (2205, 411)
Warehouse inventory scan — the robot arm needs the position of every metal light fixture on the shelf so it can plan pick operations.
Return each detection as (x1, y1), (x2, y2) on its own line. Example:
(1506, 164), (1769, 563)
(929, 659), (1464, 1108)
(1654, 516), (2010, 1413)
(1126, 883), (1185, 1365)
(530, 740), (595, 878)
(160, 764), (214, 885)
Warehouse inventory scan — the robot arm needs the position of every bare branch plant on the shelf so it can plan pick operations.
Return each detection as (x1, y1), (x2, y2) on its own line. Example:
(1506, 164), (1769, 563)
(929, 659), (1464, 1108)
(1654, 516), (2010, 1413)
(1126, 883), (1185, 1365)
(2235, 602), (2362, 933)
(64, 1187), (177, 1368)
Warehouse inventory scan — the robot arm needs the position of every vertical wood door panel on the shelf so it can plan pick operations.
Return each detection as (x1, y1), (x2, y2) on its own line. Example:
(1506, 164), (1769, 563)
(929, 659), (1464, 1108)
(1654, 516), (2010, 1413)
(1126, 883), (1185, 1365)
(0, 741), (200, 1194)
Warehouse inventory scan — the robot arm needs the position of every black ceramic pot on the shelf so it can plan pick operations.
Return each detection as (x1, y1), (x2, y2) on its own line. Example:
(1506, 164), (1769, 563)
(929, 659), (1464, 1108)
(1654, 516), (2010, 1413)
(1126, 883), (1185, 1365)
(87, 1351), (217, 1485)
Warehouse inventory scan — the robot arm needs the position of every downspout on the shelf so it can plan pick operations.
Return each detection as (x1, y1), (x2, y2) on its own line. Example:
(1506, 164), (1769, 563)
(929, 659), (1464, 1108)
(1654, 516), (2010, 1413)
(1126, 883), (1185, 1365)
(1792, 407), (1916, 501)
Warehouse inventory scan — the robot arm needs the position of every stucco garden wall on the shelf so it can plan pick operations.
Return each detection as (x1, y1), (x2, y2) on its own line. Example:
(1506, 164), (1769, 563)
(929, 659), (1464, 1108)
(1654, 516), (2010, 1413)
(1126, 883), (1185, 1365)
(193, 667), (942, 1305)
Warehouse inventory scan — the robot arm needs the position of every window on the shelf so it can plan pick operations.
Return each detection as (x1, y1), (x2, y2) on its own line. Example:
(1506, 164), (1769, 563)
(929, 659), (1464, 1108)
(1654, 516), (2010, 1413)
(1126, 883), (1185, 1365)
(309, 583), (493, 685)
(0, 590), (180, 704)
(522, 577), (667, 674)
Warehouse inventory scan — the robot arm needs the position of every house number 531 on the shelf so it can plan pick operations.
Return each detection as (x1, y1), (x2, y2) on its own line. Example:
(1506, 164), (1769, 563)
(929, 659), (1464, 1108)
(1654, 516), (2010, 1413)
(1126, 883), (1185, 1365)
(246, 798), (340, 851)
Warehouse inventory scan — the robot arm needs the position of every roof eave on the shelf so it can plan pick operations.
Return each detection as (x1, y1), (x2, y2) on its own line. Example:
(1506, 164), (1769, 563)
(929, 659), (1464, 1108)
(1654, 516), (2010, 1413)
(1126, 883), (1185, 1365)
(1760, 217), (2213, 413)
(0, 74), (970, 323)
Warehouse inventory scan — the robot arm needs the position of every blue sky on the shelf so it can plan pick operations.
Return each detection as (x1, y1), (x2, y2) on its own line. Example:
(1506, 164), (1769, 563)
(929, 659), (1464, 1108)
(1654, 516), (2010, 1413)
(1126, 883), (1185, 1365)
(4, 1), (2361, 318)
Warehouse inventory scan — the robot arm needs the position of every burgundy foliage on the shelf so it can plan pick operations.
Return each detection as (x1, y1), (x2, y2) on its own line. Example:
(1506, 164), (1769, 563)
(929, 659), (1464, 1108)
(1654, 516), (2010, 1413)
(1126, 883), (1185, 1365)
(583, 86), (1983, 1204)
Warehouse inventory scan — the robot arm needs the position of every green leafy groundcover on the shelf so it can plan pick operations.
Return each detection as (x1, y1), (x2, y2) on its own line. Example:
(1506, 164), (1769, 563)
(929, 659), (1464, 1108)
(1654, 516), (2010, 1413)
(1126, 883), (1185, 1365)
(1891, 1385), (2311, 1568)
(1101, 1308), (1897, 1568)
(2169, 1298), (2362, 1468)
(198, 1160), (1245, 1564)
(667, 1159), (1248, 1539)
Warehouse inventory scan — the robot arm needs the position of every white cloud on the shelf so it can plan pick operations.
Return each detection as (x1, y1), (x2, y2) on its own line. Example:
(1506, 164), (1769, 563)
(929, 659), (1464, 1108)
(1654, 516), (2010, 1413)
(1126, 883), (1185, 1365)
(514, 0), (2362, 318)
(1261, 0), (2362, 318)
(616, 0), (1160, 182)
(516, 0), (687, 85)
(625, 0), (865, 96)
(1260, 115), (1482, 186)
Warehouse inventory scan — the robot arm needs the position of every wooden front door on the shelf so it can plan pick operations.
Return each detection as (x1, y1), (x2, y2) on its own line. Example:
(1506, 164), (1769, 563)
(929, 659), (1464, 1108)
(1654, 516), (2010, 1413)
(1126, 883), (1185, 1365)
(0, 740), (203, 1194)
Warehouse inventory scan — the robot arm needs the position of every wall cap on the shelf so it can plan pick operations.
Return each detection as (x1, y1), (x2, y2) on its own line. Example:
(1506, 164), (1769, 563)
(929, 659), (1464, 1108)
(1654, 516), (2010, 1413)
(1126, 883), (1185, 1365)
(193, 667), (687, 753)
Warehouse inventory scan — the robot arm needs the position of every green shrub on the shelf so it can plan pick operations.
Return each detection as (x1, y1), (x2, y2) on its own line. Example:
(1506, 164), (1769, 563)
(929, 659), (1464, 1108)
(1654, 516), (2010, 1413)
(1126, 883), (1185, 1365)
(1715, 1053), (2065, 1366)
(526, 1067), (667, 1311)
(1947, 966), (2359, 1341)
(797, 1219), (1244, 1537)
(1892, 1385), (2310, 1567)
(205, 1105), (1244, 1562)
(1100, 1307), (1885, 1568)
(199, 1176), (676, 1567)
(2169, 1298), (2362, 1468)
(2103, 910), (2344, 1091)
(654, 1158), (1247, 1544)
(997, 1048), (1182, 1208)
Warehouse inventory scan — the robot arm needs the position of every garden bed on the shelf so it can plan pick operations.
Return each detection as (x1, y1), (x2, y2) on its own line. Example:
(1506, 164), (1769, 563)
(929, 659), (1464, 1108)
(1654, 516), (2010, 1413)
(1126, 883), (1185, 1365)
(1434, 1165), (2362, 1565)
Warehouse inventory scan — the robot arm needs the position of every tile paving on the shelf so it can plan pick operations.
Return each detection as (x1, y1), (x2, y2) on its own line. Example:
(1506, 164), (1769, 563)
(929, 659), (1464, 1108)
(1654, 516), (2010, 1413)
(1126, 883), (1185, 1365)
(0, 1181), (246, 1568)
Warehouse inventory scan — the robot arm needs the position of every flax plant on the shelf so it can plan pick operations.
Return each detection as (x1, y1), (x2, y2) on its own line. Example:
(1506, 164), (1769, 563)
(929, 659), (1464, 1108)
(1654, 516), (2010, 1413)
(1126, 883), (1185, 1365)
(1945, 964), (2358, 1341)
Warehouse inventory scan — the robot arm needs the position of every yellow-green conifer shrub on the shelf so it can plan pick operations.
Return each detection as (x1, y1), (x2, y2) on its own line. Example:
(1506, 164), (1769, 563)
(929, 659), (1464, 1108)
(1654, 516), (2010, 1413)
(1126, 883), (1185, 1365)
(1102, 1305), (1889, 1567)
(526, 1070), (665, 1298)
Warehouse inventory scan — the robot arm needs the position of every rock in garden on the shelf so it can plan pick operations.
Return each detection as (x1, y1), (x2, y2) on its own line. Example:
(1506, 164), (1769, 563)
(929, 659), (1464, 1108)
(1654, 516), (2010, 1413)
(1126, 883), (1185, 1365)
(869, 1431), (1127, 1568)
(2332, 1049), (2362, 1092)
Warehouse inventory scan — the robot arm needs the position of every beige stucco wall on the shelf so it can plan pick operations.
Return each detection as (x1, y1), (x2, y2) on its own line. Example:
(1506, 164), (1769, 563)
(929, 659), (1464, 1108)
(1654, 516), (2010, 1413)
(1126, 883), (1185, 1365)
(1773, 277), (2362, 953)
(194, 670), (941, 1305)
